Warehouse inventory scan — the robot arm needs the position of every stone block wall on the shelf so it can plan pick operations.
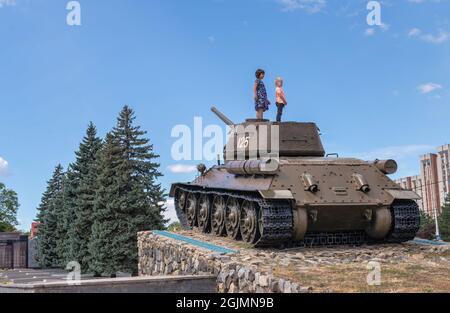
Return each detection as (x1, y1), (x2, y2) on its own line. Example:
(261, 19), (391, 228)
(138, 231), (310, 293)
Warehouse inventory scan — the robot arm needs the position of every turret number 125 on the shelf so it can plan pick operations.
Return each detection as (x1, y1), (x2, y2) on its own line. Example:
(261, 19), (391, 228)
(237, 136), (250, 149)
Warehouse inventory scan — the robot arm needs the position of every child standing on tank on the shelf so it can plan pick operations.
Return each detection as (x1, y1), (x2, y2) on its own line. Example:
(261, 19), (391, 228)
(254, 69), (270, 120)
(275, 77), (287, 122)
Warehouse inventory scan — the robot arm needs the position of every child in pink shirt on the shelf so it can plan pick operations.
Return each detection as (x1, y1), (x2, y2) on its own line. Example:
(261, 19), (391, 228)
(275, 77), (287, 122)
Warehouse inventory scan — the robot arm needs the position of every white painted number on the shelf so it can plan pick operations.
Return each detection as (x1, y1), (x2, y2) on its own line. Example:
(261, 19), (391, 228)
(237, 136), (250, 149)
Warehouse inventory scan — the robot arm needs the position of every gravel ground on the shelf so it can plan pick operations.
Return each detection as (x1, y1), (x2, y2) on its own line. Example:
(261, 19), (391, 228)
(178, 229), (450, 293)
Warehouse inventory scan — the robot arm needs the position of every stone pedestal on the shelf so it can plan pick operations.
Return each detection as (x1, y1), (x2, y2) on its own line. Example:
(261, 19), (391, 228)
(137, 231), (305, 293)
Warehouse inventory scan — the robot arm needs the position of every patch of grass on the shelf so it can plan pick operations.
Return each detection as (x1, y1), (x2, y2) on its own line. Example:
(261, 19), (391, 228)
(273, 262), (450, 293)
(232, 242), (255, 250)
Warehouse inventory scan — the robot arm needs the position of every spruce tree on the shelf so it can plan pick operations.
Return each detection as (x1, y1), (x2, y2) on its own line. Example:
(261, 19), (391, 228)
(70, 122), (103, 272)
(36, 165), (65, 268)
(438, 194), (450, 241)
(36, 188), (53, 267)
(88, 133), (122, 276)
(53, 169), (67, 267)
(89, 106), (166, 276)
(61, 165), (79, 266)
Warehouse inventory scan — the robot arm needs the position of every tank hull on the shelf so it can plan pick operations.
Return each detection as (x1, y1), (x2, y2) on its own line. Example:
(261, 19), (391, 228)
(170, 110), (420, 247)
(170, 157), (421, 247)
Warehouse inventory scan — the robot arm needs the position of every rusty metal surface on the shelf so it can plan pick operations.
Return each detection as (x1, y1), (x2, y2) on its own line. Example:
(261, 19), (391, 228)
(225, 121), (325, 160)
(272, 157), (401, 207)
(384, 189), (422, 200)
(190, 167), (274, 192)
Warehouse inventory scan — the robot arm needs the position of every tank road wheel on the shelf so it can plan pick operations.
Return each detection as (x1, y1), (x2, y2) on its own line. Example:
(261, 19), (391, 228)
(240, 200), (260, 244)
(186, 193), (198, 227)
(226, 197), (241, 240)
(197, 194), (211, 233)
(178, 191), (187, 213)
(258, 208), (264, 238)
(174, 189), (190, 229)
(211, 195), (227, 236)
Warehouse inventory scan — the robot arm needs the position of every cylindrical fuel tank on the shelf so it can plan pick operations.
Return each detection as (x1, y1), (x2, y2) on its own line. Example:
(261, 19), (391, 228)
(225, 159), (279, 175)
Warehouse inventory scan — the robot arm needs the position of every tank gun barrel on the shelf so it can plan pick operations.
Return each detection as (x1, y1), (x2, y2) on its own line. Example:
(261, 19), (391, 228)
(211, 107), (234, 126)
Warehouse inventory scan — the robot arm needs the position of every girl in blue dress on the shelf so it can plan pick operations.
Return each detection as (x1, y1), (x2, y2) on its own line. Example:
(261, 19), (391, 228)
(253, 69), (270, 119)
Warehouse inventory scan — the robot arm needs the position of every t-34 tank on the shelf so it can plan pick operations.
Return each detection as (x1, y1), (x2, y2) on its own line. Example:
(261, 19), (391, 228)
(170, 107), (421, 247)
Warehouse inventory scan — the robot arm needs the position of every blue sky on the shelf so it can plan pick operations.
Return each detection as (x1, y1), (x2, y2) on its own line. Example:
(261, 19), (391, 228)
(0, 0), (449, 230)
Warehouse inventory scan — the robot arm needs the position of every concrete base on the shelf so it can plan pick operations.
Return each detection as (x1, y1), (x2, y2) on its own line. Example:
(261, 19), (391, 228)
(0, 275), (216, 293)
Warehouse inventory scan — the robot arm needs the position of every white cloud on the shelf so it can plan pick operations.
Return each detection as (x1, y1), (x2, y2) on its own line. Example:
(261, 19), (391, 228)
(408, 28), (449, 44)
(418, 82), (443, 94)
(0, 0), (15, 8)
(0, 156), (8, 176)
(364, 23), (389, 37)
(167, 164), (197, 174)
(365, 28), (375, 36)
(277, 0), (326, 13)
(379, 23), (390, 32)
(421, 30), (449, 44)
(350, 145), (433, 162)
(408, 28), (422, 37)
(163, 198), (179, 225)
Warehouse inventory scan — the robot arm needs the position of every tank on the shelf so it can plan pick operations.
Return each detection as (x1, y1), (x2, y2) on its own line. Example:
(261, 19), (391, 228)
(170, 107), (421, 247)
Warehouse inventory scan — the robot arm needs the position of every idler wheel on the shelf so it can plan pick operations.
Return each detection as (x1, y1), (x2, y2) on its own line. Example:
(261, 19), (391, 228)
(240, 200), (260, 244)
(225, 197), (241, 240)
(197, 194), (211, 233)
(212, 195), (227, 236)
(365, 207), (392, 240)
(186, 193), (198, 227)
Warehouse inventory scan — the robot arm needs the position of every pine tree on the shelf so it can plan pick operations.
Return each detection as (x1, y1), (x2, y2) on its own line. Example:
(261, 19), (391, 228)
(36, 188), (53, 267)
(88, 133), (122, 276)
(53, 169), (67, 267)
(89, 106), (166, 276)
(438, 194), (450, 241)
(36, 165), (65, 268)
(61, 165), (79, 266)
(70, 122), (103, 272)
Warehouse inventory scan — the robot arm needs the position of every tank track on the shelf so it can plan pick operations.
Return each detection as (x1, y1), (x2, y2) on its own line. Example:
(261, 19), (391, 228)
(174, 186), (420, 247)
(295, 200), (421, 247)
(294, 231), (368, 248)
(385, 199), (421, 243)
(175, 185), (292, 247)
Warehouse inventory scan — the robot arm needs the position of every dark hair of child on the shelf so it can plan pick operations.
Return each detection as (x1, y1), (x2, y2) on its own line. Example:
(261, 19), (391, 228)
(255, 69), (265, 79)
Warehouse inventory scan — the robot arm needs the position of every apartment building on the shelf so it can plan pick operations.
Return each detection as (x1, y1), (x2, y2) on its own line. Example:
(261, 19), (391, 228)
(437, 144), (450, 205)
(395, 145), (450, 216)
(396, 175), (424, 213)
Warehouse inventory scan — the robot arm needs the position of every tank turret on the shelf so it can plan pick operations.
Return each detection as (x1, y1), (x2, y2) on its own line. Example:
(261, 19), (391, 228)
(211, 107), (325, 160)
